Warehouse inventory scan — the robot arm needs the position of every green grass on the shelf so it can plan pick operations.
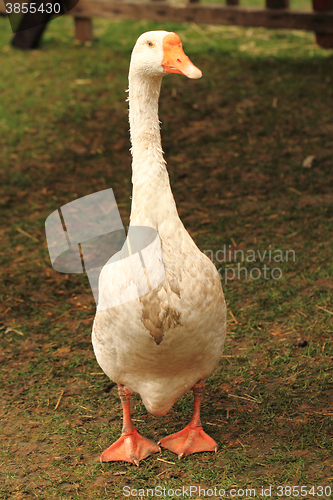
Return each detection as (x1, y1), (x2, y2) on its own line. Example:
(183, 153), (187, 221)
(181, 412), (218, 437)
(1, 13), (333, 500)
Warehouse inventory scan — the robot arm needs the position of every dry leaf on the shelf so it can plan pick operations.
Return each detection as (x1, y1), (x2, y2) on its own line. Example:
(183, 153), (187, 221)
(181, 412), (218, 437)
(75, 79), (92, 85)
(302, 155), (315, 168)
(54, 346), (71, 357)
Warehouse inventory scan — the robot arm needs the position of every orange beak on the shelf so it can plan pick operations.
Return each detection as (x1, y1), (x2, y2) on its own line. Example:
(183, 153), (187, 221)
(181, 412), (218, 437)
(161, 33), (202, 79)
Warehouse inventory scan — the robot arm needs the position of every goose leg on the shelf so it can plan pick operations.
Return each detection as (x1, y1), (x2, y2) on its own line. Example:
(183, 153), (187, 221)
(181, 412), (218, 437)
(159, 380), (217, 459)
(100, 384), (160, 466)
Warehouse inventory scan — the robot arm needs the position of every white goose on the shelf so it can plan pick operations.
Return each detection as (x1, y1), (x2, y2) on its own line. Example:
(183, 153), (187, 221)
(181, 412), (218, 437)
(92, 31), (226, 465)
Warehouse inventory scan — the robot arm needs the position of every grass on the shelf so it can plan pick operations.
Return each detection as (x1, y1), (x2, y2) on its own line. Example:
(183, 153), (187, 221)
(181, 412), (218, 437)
(0, 11), (333, 500)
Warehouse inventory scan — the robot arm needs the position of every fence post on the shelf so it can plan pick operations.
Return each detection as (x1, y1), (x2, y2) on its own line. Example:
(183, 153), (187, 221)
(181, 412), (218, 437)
(265, 0), (289, 9)
(312, 0), (333, 47)
(74, 17), (93, 43)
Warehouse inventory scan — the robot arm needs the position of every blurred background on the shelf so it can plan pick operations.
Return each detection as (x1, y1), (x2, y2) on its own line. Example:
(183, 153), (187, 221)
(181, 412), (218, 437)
(0, 4), (332, 499)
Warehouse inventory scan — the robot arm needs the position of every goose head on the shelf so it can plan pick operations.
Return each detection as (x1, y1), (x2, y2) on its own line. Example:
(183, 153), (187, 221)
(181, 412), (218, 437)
(130, 31), (202, 80)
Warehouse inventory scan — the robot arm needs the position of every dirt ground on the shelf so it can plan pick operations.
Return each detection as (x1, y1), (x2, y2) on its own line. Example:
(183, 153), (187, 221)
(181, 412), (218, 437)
(1, 17), (333, 500)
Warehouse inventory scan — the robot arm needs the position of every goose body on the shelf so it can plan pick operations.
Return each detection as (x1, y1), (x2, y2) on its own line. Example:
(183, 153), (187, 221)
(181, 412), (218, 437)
(92, 31), (226, 463)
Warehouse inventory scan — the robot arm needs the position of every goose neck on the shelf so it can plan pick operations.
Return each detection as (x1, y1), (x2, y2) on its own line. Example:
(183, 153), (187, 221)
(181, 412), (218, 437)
(128, 70), (180, 230)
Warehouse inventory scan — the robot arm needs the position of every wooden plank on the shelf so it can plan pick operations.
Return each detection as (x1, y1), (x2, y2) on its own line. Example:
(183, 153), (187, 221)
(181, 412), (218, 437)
(315, 33), (333, 45)
(74, 16), (93, 41)
(266, 0), (289, 9)
(1, 1), (333, 34)
(69, 1), (333, 34)
(313, 0), (333, 47)
(226, 0), (239, 7)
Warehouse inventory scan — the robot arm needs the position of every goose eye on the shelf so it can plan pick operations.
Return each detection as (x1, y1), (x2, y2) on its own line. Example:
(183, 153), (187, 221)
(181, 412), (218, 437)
(148, 41), (154, 47)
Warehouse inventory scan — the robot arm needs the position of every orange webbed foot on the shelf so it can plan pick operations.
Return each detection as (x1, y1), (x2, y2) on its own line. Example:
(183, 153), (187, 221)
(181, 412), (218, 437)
(101, 427), (160, 466)
(159, 424), (217, 459)
(159, 380), (217, 459)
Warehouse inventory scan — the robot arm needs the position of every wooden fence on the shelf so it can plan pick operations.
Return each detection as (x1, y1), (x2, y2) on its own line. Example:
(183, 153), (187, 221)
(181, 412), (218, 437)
(75, 0), (333, 49)
(0, 0), (333, 47)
